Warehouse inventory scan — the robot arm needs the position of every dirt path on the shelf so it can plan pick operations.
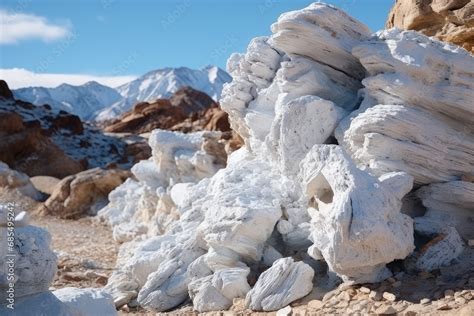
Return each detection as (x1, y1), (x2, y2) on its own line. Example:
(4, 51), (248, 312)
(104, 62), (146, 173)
(30, 214), (118, 290)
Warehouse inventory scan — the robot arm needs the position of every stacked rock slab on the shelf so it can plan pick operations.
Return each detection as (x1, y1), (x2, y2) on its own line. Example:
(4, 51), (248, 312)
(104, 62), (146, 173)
(101, 2), (472, 313)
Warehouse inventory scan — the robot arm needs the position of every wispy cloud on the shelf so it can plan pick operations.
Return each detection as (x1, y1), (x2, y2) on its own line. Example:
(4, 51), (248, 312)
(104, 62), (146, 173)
(0, 68), (137, 89)
(0, 10), (71, 44)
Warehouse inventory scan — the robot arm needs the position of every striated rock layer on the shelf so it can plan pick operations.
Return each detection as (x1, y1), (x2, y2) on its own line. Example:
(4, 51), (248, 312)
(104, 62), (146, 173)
(386, 0), (474, 52)
(99, 2), (473, 313)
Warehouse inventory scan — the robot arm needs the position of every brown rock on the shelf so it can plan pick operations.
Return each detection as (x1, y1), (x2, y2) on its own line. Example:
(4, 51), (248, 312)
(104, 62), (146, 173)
(39, 167), (131, 219)
(50, 112), (84, 134)
(386, 0), (474, 52)
(0, 80), (13, 99)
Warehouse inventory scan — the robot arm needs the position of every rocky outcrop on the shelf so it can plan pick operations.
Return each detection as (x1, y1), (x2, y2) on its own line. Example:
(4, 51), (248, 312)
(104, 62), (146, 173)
(386, 0), (474, 52)
(104, 87), (231, 135)
(0, 80), (128, 176)
(99, 3), (472, 313)
(39, 168), (131, 219)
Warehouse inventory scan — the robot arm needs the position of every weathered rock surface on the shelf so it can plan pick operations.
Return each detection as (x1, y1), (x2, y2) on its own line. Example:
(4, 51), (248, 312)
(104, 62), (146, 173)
(104, 87), (231, 135)
(386, 0), (474, 52)
(99, 2), (473, 314)
(416, 181), (474, 240)
(337, 29), (474, 184)
(53, 287), (117, 315)
(0, 162), (42, 200)
(300, 146), (414, 283)
(0, 80), (128, 176)
(39, 168), (131, 219)
(245, 258), (314, 311)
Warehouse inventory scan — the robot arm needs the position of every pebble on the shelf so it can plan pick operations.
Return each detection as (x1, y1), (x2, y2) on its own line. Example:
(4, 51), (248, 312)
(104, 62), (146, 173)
(374, 305), (397, 315)
(437, 303), (451, 311)
(369, 291), (383, 301)
(276, 305), (292, 316)
(420, 298), (431, 305)
(382, 292), (397, 302)
(307, 300), (323, 310)
(339, 291), (351, 302)
(455, 297), (466, 304)
(360, 286), (371, 294)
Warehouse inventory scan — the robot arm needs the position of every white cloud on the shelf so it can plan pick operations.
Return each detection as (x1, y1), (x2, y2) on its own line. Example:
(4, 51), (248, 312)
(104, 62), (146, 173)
(0, 10), (71, 44)
(0, 68), (137, 89)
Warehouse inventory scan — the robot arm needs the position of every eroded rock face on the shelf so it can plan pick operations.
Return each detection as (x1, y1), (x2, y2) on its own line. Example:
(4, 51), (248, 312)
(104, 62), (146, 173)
(39, 168), (131, 219)
(100, 2), (472, 313)
(0, 162), (42, 200)
(337, 29), (474, 185)
(300, 146), (414, 283)
(245, 258), (314, 311)
(386, 0), (474, 52)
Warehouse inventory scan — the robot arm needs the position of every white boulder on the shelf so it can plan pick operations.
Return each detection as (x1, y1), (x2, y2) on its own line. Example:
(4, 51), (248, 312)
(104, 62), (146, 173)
(245, 257), (314, 311)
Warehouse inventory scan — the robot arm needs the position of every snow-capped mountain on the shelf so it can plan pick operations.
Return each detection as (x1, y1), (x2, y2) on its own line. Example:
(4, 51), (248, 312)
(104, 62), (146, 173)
(95, 66), (231, 121)
(14, 81), (123, 121)
(13, 66), (231, 121)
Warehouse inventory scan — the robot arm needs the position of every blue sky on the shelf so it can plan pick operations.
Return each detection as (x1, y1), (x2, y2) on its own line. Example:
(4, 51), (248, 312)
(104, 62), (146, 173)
(0, 0), (395, 88)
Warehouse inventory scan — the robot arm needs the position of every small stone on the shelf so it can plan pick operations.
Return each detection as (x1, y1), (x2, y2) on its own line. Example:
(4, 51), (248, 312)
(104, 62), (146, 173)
(369, 291), (383, 301)
(360, 286), (371, 294)
(374, 305), (397, 315)
(323, 289), (338, 302)
(339, 291), (351, 302)
(382, 292), (397, 302)
(307, 300), (323, 310)
(455, 297), (466, 304)
(444, 289), (455, 297)
(437, 303), (451, 310)
(276, 305), (292, 316)
(420, 298), (431, 305)
(468, 239), (474, 247)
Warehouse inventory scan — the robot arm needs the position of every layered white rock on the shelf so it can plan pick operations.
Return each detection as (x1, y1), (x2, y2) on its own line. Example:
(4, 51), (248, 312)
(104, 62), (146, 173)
(270, 3), (371, 80)
(245, 257), (314, 311)
(337, 29), (474, 185)
(416, 181), (474, 240)
(300, 145), (414, 283)
(336, 104), (474, 184)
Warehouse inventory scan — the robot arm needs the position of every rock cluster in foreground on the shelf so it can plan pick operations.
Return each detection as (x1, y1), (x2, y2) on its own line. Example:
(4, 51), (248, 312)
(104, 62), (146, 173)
(95, 2), (473, 313)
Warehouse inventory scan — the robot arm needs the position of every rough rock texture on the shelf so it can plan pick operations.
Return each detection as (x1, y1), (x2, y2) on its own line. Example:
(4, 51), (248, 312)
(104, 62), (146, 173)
(245, 258), (314, 311)
(337, 29), (474, 185)
(39, 168), (131, 219)
(386, 0), (474, 52)
(0, 80), (128, 176)
(99, 2), (473, 313)
(416, 181), (474, 240)
(300, 146), (414, 283)
(104, 87), (231, 135)
(0, 162), (42, 200)
(0, 209), (57, 301)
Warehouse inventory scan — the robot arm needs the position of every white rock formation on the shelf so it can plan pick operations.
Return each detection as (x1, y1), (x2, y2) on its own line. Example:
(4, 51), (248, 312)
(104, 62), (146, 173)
(53, 288), (117, 316)
(337, 29), (474, 185)
(100, 2), (473, 313)
(0, 204), (117, 315)
(416, 181), (474, 240)
(98, 129), (225, 242)
(300, 145), (414, 283)
(245, 257), (314, 311)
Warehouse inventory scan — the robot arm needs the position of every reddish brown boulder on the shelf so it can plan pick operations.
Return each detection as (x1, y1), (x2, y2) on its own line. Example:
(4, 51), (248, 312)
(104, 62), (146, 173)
(387, 0), (474, 52)
(50, 111), (84, 134)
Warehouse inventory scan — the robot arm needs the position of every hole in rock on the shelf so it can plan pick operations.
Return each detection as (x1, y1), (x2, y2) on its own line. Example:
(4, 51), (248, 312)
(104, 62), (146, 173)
(306, 172), (334, 210)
